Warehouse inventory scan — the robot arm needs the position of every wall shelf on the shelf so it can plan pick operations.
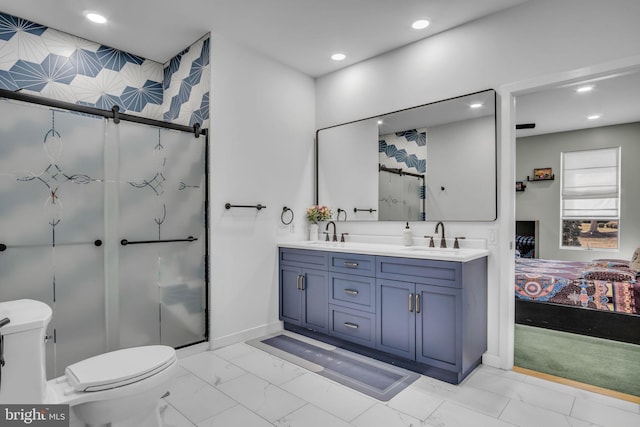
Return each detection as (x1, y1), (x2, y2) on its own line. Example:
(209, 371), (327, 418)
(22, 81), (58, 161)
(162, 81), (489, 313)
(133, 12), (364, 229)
(527, 175), (555, 182)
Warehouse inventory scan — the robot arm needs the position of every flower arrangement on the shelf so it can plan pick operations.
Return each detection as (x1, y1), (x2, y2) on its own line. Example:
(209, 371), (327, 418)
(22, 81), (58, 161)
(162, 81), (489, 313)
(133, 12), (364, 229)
(306, 205), (332, 224)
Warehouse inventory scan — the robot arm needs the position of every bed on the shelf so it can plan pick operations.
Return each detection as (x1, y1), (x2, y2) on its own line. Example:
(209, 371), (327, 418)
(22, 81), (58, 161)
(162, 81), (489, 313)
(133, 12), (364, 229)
(515, 257), (640, 344)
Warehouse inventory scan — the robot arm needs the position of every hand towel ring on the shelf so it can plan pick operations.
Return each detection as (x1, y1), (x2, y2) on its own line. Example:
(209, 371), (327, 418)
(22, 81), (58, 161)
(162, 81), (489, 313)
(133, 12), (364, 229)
(281, 207), (294, 225)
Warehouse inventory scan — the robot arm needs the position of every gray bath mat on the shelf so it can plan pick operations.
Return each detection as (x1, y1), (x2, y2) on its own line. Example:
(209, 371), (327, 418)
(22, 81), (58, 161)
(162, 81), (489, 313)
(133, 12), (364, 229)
(248, 334), (419, 401)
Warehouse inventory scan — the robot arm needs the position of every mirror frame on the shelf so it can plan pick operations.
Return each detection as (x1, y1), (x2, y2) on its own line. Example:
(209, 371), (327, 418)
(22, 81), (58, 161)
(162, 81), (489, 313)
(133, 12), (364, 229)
(315, 89), (498, 222)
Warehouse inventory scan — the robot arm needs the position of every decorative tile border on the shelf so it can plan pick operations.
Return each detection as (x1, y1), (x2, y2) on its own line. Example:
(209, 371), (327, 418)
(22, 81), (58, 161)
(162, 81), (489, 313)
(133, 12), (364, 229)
(0, 11), (209, 128)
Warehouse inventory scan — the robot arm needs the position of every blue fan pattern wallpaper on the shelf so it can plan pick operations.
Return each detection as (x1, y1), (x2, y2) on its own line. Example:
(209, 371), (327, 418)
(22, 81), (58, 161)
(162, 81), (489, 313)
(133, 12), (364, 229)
(379, 128), (427, 174)
(0, 12), (209, 128)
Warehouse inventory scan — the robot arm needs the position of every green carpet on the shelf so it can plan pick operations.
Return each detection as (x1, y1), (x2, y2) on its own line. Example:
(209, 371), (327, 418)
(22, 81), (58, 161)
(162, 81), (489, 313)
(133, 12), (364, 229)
(514, 324), (640, 397)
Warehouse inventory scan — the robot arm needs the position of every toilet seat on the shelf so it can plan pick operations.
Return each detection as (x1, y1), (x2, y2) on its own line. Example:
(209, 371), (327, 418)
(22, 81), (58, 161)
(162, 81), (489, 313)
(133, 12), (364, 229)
(65, 345), (177, 392)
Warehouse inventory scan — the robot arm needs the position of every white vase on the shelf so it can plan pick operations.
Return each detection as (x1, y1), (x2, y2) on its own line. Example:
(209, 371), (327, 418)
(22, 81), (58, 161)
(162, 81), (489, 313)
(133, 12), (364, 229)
(309, 223), (319, 241)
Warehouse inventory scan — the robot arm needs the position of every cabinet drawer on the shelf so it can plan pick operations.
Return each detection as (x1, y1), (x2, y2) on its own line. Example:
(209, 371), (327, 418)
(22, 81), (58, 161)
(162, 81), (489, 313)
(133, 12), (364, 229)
(329, 273), (375, 312)
(376, 256), (461, 288)
(329, 305), (375, 348)
(279, 248), (328, 269)
(329, 253), (375, 276)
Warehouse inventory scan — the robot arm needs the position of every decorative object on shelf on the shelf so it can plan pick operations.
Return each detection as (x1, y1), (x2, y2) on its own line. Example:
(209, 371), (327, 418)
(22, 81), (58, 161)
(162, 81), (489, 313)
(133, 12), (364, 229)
(281, 206), (294, 225)
(528, 167), (554, 181)
(306, 205), (332, 241)
(308, 223), (319, 241)
(515, 181), (526, 192)
(306, 205), (332, 224)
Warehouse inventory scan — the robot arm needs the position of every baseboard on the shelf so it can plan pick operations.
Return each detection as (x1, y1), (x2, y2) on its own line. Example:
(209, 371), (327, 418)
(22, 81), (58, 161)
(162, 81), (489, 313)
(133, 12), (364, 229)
(209, 321), (284, 350)
(176, 342), (209, 359)
(482, 352), (505, 369)
(513, 366), (640, 404)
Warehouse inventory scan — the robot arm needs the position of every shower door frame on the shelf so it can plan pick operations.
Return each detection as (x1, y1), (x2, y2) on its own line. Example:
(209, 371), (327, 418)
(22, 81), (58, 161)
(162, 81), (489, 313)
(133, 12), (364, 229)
(0, 87), (210, 355)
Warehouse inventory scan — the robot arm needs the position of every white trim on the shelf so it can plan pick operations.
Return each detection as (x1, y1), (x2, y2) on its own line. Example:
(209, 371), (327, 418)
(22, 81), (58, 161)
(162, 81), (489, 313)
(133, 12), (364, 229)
(176, 342), (209, 359)
(497, 54), (640, 371)
(209, 321), (284, 351)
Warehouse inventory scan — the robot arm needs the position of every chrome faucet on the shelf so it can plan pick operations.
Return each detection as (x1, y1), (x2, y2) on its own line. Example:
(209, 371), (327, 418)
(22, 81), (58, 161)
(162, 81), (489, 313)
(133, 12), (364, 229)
(325, 221), (338, 242)
(435, 221), (446, 248)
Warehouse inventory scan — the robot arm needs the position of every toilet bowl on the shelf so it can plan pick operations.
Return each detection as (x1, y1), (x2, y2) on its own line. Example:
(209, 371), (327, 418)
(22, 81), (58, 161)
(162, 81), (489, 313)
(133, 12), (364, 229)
(0, 299), (178, 427)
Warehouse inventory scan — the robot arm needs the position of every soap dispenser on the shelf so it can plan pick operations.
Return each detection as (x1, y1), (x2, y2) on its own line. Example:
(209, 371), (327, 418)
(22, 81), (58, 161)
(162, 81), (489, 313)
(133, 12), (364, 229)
(403, 222), (413, 246)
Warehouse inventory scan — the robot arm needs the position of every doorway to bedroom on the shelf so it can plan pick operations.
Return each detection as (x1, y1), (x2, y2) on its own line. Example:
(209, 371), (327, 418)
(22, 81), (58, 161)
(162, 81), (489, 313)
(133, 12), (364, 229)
(512, 67), (640, 400)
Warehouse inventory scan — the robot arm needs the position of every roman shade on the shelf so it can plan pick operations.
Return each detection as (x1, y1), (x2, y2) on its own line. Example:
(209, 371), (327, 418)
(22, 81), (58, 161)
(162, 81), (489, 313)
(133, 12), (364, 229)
(561, 147), (620, 218)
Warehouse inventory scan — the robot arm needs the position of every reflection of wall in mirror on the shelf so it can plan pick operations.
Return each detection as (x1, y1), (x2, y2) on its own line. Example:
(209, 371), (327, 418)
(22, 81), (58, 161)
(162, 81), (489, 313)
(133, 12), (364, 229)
(378, 127), (426, 221)
(426, 117), (495, 220)
(317, 119), (379, 220)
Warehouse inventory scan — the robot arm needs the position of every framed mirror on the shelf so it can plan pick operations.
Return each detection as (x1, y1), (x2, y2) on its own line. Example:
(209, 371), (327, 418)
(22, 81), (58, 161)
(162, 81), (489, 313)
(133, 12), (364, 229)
(316, 89), (497, 222)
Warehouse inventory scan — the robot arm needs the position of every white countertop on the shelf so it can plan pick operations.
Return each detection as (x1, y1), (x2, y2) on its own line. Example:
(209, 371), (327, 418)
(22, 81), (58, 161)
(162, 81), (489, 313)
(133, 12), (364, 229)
(278, 240), (489, 262)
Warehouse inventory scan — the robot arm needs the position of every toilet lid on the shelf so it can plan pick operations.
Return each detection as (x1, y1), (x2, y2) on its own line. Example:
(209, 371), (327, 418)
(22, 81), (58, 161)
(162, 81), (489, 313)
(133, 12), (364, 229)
(65, 345), (176, 392)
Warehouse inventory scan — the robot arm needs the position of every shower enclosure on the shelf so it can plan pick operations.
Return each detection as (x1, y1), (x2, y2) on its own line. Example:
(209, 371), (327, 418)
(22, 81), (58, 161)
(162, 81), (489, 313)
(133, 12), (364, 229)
(0, 93), (208, 377)
(378, 166), (425, 221)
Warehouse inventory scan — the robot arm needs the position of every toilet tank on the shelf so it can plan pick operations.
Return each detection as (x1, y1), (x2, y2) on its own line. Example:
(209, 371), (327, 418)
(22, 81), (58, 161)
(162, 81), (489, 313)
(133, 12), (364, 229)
(0, 299), (52, 404)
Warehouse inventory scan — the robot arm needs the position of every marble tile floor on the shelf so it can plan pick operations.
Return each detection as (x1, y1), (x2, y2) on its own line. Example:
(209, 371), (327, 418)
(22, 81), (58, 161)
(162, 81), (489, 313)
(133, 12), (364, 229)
(163, 333), (640, 427)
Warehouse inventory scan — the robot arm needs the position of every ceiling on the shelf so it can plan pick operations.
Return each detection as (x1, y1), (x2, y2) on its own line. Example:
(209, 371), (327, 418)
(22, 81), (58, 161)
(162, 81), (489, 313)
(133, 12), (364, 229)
(1, 0), (637, 133)
(515, 68), (640, 137)
(0, 0), (527, 78)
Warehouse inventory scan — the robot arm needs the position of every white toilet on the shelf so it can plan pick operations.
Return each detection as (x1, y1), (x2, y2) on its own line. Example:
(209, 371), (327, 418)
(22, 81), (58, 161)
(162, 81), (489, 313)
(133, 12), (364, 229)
(0, 299), (178, 427)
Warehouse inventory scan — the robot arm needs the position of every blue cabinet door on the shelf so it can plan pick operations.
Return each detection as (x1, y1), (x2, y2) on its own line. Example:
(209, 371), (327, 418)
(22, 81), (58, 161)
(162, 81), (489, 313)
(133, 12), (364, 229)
(302, 268), (329, 333)
(415, 284), (461, 369)
(280, 264), (328, 333)
(376, 279), (415, 359)
(280, 264), (303, 325)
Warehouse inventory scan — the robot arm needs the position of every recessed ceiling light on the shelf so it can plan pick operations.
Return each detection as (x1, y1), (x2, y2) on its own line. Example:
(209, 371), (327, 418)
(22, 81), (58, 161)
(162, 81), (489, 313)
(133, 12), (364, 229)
(377, 120), (384, 125)
(412, 19), (430, 30)
(86, 12), (107, 24)
(331, 53), (346, 61)
(470, 103), (483, 109)
(587, 114), (601, 120)
(576, 85), (594, 93)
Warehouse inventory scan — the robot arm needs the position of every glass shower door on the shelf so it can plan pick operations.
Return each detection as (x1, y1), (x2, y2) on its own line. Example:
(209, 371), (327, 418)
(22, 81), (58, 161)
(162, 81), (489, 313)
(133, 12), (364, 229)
(0, 99), (106, 377)
(117, 121), (206, 349)
(0, 96), (207, 374)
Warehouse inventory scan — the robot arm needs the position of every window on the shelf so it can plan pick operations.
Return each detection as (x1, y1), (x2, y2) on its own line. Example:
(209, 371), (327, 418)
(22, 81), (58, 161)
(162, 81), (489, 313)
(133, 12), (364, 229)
(560, 147), (620, 250)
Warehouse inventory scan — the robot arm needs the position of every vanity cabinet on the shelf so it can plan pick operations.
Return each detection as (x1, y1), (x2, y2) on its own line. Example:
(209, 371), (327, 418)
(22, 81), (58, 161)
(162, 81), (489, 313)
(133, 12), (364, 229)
(377, 279), (459, 369)
(279, 249), (329, 334)
(328, 253), (376, 348)
(278, 246), (487, 384)
(376, 256), (487, 380)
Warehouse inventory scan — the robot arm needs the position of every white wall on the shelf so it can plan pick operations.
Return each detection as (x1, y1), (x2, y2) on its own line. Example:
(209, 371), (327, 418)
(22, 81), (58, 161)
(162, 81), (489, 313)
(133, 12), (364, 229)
(315, 0), (640, 368)
(427, 117), (495, 220)
(318, 119), (379, 220)
(317, 0), (640, 127)
(516, 122), (640, 262)
(208, 35), (316, 348)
